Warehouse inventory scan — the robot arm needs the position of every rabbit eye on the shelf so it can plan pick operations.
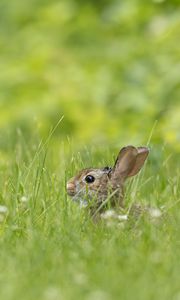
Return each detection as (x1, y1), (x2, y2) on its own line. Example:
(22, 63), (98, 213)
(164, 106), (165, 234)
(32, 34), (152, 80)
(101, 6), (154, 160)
(85, 175), (95, 183)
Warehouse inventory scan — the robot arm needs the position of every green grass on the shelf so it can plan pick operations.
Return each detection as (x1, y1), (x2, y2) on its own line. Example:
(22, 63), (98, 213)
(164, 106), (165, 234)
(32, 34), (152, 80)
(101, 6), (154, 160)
(0, 131), (179, 300)
(0, 0), (179, 299)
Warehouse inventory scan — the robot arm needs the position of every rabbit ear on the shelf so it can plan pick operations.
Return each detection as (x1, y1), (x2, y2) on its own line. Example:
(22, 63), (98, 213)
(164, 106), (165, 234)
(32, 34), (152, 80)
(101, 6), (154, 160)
(110, 146), (138, 183)
(127, 147), (149, 177)
(110, 146), (149, 184)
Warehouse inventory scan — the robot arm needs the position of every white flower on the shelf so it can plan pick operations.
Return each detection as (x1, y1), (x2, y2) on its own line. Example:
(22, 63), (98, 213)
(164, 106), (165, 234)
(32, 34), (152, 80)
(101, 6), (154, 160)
(117, 214), (128, 221)
(0, 205), (8, 214)
(149, 208), (162, 218)
(20, 196), (28, 203)
(101, 209), (117, 219)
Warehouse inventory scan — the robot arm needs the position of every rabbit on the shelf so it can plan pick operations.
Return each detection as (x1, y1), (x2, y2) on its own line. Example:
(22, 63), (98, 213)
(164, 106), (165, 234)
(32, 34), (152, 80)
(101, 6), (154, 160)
(66, 146), (149, 219)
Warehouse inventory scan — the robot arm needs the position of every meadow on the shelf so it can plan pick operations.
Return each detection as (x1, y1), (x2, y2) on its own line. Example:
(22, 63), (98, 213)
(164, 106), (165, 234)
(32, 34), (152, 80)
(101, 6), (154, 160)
(0, 0), (180, 299)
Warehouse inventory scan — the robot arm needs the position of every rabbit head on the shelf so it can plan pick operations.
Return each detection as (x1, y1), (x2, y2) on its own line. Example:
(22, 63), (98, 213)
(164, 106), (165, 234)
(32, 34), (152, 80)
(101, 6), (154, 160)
(66, 146), (149, 211)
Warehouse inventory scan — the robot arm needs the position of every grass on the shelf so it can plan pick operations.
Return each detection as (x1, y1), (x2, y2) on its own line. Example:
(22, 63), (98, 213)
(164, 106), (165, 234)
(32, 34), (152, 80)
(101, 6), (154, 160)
(0, 129), (179, 300)
(0, 1), (179, 298)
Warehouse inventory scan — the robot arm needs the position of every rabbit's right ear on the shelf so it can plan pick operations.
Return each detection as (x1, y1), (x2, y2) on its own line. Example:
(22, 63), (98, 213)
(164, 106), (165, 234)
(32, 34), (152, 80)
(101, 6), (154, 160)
(110, 146), (138, 184)
(110, 145), (149, 185)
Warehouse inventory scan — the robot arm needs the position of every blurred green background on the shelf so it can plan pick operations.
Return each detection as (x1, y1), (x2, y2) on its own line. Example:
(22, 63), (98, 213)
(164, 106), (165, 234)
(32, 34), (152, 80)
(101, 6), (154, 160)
(0, 2), (180, 300)
(0, 0), (179, 156)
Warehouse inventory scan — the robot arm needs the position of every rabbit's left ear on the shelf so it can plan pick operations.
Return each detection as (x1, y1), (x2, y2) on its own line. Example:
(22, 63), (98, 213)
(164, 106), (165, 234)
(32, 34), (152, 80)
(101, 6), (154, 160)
(110, 146), (149, 184)
(127, 147), (149, 177)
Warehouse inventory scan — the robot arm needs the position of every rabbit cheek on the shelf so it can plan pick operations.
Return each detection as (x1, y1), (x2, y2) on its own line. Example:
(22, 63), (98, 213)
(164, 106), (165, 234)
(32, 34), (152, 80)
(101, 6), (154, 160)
(88, 179), (107, 198)
(90, 180), (101, 192)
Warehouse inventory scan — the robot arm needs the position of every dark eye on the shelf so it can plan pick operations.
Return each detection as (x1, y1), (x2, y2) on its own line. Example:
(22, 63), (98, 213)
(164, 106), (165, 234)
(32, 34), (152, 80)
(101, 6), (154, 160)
(85, 175), (95, 183)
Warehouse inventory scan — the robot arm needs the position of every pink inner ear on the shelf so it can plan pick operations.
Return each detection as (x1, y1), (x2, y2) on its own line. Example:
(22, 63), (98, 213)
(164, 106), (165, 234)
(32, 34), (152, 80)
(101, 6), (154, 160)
(110, 146), (138, 183)
(110, 146), (149, 184)
(127, 147), (149, 177)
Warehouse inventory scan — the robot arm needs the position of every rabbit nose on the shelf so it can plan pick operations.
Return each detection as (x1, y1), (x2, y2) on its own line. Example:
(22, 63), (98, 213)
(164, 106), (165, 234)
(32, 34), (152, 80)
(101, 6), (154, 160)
(66, 182), (76, 196)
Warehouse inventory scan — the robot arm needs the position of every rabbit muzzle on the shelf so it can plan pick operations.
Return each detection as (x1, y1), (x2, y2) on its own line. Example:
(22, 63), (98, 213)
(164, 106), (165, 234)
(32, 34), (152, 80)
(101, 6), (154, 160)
(66, 182), (76, 196)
